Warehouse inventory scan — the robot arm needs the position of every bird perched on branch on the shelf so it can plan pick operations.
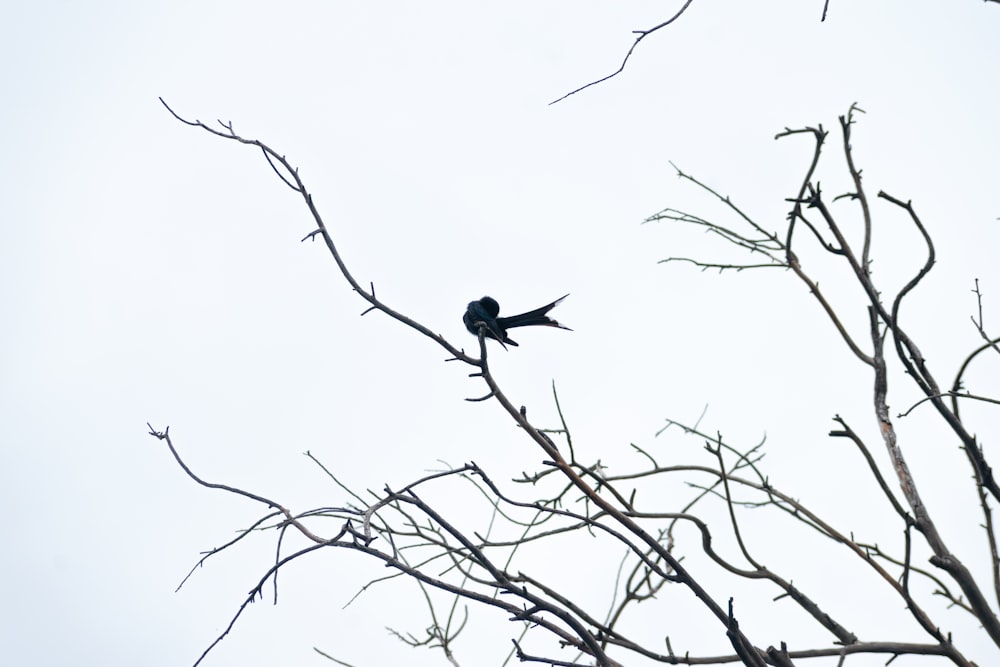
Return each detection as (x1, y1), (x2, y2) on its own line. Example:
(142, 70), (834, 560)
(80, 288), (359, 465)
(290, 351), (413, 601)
(463, 295), (571, 348)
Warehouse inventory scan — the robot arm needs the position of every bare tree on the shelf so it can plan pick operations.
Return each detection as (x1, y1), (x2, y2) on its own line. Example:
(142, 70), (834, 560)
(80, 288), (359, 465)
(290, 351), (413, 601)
(150, 100), (998, 667)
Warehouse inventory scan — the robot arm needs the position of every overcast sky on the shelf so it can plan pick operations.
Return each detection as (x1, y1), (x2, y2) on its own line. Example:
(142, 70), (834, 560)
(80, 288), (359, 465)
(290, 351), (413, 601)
(2, 2), (999, 666)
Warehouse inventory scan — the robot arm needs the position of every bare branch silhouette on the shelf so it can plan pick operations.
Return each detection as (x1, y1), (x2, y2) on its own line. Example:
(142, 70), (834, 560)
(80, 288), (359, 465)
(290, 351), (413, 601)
(153, 102), (995, 667)
(550, 1), (696, 106)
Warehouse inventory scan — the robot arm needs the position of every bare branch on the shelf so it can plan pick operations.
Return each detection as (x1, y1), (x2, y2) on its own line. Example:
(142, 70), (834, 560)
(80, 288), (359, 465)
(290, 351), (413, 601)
(159, 98), (479, 367)
(549, 1), (696, 106)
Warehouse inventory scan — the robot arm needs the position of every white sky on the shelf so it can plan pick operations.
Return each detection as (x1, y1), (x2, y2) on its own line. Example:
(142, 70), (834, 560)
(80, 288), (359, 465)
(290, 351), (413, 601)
(2, 1), (999, 666)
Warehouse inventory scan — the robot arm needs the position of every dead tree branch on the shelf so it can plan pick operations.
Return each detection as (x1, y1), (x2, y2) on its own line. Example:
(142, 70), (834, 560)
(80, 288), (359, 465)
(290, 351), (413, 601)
(154, 101), (993, 667)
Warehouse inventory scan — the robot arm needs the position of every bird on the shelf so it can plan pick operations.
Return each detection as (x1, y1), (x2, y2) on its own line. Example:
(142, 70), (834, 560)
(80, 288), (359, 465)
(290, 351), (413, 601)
(463, 295), (571, 348)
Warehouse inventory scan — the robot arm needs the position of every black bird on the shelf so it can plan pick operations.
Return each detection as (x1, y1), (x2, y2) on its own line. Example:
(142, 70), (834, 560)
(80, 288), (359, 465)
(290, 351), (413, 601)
(463, 295), (571, 348)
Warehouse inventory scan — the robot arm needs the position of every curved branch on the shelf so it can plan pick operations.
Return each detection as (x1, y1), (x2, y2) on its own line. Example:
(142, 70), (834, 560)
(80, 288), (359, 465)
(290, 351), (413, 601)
(952, 335), (1000, 420)
(158, 98), (479, 367)
(549, 1), (696, 106)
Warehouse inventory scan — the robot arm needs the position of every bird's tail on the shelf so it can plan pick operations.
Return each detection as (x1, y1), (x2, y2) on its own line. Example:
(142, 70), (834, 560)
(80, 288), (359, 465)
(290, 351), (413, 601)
(497, 294), (572, 331)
